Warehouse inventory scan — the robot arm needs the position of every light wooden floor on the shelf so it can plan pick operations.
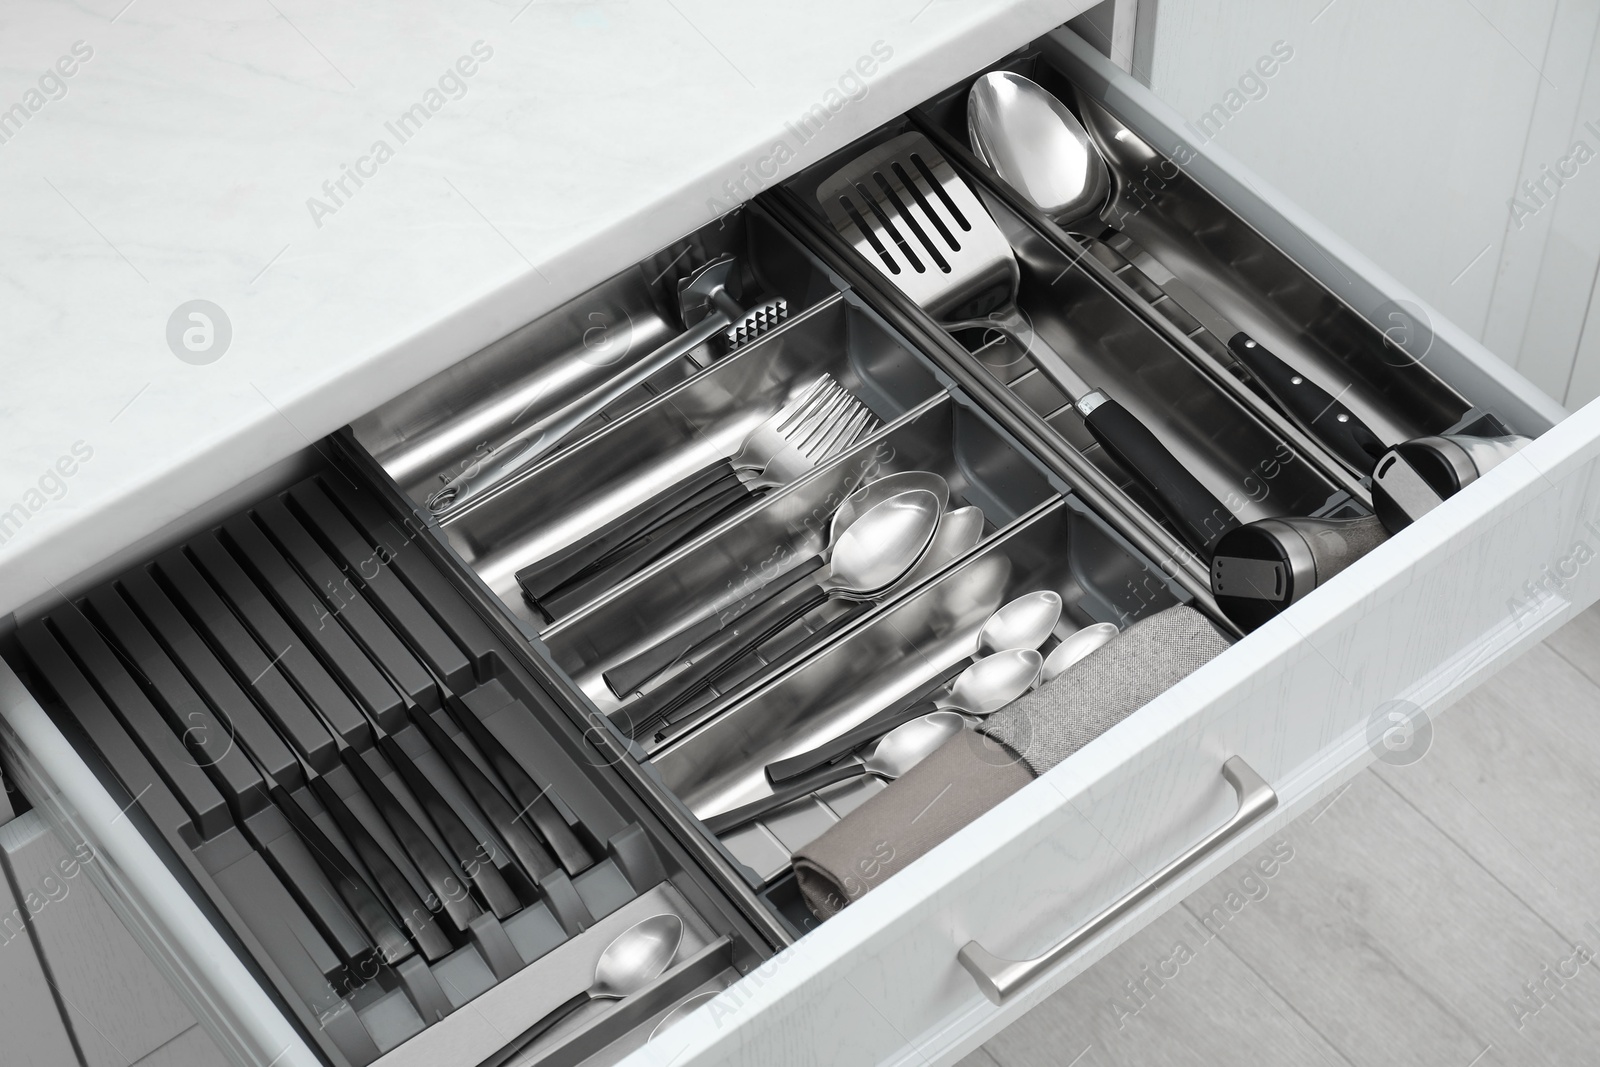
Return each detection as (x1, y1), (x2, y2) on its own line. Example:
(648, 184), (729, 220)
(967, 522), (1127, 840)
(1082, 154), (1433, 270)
(962, 603), (1600, 1067)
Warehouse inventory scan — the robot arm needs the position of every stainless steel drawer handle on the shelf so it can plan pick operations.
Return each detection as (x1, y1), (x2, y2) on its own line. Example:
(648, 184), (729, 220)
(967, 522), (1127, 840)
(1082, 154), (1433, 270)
(957, 756), (1276, 1004)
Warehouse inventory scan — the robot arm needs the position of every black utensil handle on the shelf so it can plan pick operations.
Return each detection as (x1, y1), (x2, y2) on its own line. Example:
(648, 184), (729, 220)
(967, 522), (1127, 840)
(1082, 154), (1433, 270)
(624, 579), (831, 729)
(312, 774), (454, 961)
(268, 780), (412, 965)
(539, 480), (758, 619)
(767, 700), (941, 784)
(347, 750), (479, 932)
(1228, 333), (1386, 473)
(481, 991), (592, 1067)
(1079, 393), (1239, 555)
(604, 553), (825, 699)
(703, 762), (866, 835)
(516, 459), (739, 601)
(710, 602), (870, 716)
(446, 696), (594, 875)
(412, 710), (558, 885)
(382, 736), (521, 919)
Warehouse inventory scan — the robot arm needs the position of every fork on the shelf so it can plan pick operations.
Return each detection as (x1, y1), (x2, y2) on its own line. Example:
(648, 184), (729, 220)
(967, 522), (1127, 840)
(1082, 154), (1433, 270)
(518, 377), (879, 619)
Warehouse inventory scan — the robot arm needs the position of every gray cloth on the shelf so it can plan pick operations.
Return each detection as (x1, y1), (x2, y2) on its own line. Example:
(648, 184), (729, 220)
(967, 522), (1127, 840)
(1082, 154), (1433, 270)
(792, 731), (1033, 920)
(979, 605), (1232, 775)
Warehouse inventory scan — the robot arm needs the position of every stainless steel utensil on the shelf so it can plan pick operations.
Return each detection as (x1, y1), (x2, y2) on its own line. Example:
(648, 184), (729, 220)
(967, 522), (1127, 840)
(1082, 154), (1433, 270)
(429, 257), (783, 513)
(969, 72), (1387, 480)
(980, 589), (1061, 652)
(765, 647), (1042, 785)
(968, 70), (1110, 225)
(484, 914), (684, 1066)
(619, 490), (944, 725)
(604, 473), (950, 700)
(819, 132), (1237, 555)
(1039, 621), (1120, 683)
(708, 710), (972, 835)
(728, 376), (879, 491)
(517, 376), (878, 618)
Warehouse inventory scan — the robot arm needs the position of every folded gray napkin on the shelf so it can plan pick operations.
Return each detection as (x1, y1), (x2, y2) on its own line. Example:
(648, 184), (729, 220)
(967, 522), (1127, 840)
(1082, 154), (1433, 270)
(792, 731), (1032, 919)
(979, 604), (1232, 775)
(791, 604), (1232, 919)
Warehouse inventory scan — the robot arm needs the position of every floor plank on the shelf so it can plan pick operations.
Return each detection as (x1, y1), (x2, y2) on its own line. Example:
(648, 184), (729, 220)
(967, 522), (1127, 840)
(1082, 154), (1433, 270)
(978, 875), (1347, 1067)
(1374, 641), (1600, 943)
(0, 812), (198, 1067)
(1180, 772), (1600, 1067)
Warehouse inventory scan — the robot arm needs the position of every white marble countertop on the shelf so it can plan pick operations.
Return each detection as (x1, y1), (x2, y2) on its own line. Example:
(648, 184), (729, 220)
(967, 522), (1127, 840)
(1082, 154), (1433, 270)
(0, 0), (1089, 620)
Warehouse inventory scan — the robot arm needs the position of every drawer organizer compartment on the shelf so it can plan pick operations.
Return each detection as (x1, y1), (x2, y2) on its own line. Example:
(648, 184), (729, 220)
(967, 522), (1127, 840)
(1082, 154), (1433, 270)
(427, 291), (945, 629)
(776, 119), (1362, 562)
(913, 49), (1479, 454)
(649, 497), (1185, 901)
(4, 472), (768, 1067)
(542, 390), (1062, 744)
(343, 201), (1198, 940)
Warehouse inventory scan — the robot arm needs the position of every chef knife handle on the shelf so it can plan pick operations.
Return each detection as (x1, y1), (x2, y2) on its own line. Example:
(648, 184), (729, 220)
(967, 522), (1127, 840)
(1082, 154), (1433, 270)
(1228, 333), (1386, 474)
(1078, 392), (1239, 556)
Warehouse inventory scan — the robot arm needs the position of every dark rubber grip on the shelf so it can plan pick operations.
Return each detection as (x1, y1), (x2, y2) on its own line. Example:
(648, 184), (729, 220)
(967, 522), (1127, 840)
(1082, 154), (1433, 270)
(604, 554), (824, 700)
(704, 761), (865, 835)
(1080, 395), (1239, 556)
(537, 477), (756, 619)
(1229, 333), (1385, 474)
(516, 459), (742, 605)
(620, 577), (829, 734)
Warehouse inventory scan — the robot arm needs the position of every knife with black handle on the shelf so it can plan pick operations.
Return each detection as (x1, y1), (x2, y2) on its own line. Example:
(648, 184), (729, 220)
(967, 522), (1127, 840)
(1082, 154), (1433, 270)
(1228, 333), (1386, 474)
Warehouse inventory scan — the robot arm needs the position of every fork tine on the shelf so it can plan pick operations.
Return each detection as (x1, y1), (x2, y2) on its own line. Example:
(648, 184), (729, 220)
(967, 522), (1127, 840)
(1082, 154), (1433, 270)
(791, 391), (853, 455)
(807, 401), (873, 462)
(773, 377), (832, 436)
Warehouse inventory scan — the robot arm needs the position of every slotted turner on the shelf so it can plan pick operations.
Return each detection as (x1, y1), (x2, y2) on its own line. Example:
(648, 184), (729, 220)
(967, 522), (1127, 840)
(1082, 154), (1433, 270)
(819, 132), (1238, 555)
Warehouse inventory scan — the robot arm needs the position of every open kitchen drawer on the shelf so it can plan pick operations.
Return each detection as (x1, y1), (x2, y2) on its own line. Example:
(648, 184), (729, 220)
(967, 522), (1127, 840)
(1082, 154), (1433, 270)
(0, 22), (1595, 1067)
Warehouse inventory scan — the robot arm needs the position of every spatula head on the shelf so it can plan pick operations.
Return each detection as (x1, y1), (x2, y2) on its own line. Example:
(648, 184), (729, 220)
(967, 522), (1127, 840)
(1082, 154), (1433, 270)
(817, 132), (1017, 322)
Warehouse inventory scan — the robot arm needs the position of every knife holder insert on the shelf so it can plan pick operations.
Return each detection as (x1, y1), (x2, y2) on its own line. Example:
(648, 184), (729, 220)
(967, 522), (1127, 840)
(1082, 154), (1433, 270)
(8, 472), (762, 1067)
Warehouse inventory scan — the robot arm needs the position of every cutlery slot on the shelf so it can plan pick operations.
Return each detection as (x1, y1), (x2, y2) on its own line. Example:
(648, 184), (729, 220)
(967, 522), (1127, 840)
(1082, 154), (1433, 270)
(912, 48), (1489, 449)
(781, 119), (1358, 548)
(3, 469), (766, 1067)
(353, 208), (841, 510)
(646, 495), (1185, 891)
(540, 391), (1060, 727)
(431, 291), (943, 626)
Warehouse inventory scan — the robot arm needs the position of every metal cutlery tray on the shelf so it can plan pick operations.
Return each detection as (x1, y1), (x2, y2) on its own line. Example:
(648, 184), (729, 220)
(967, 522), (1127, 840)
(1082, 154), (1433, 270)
(348, 201), (1201, 937)
(776, 116), (1368, 544)
(912, 45), (1476, 452)
(652, 495), (1184, 899)
(430, 292), (945, 628)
